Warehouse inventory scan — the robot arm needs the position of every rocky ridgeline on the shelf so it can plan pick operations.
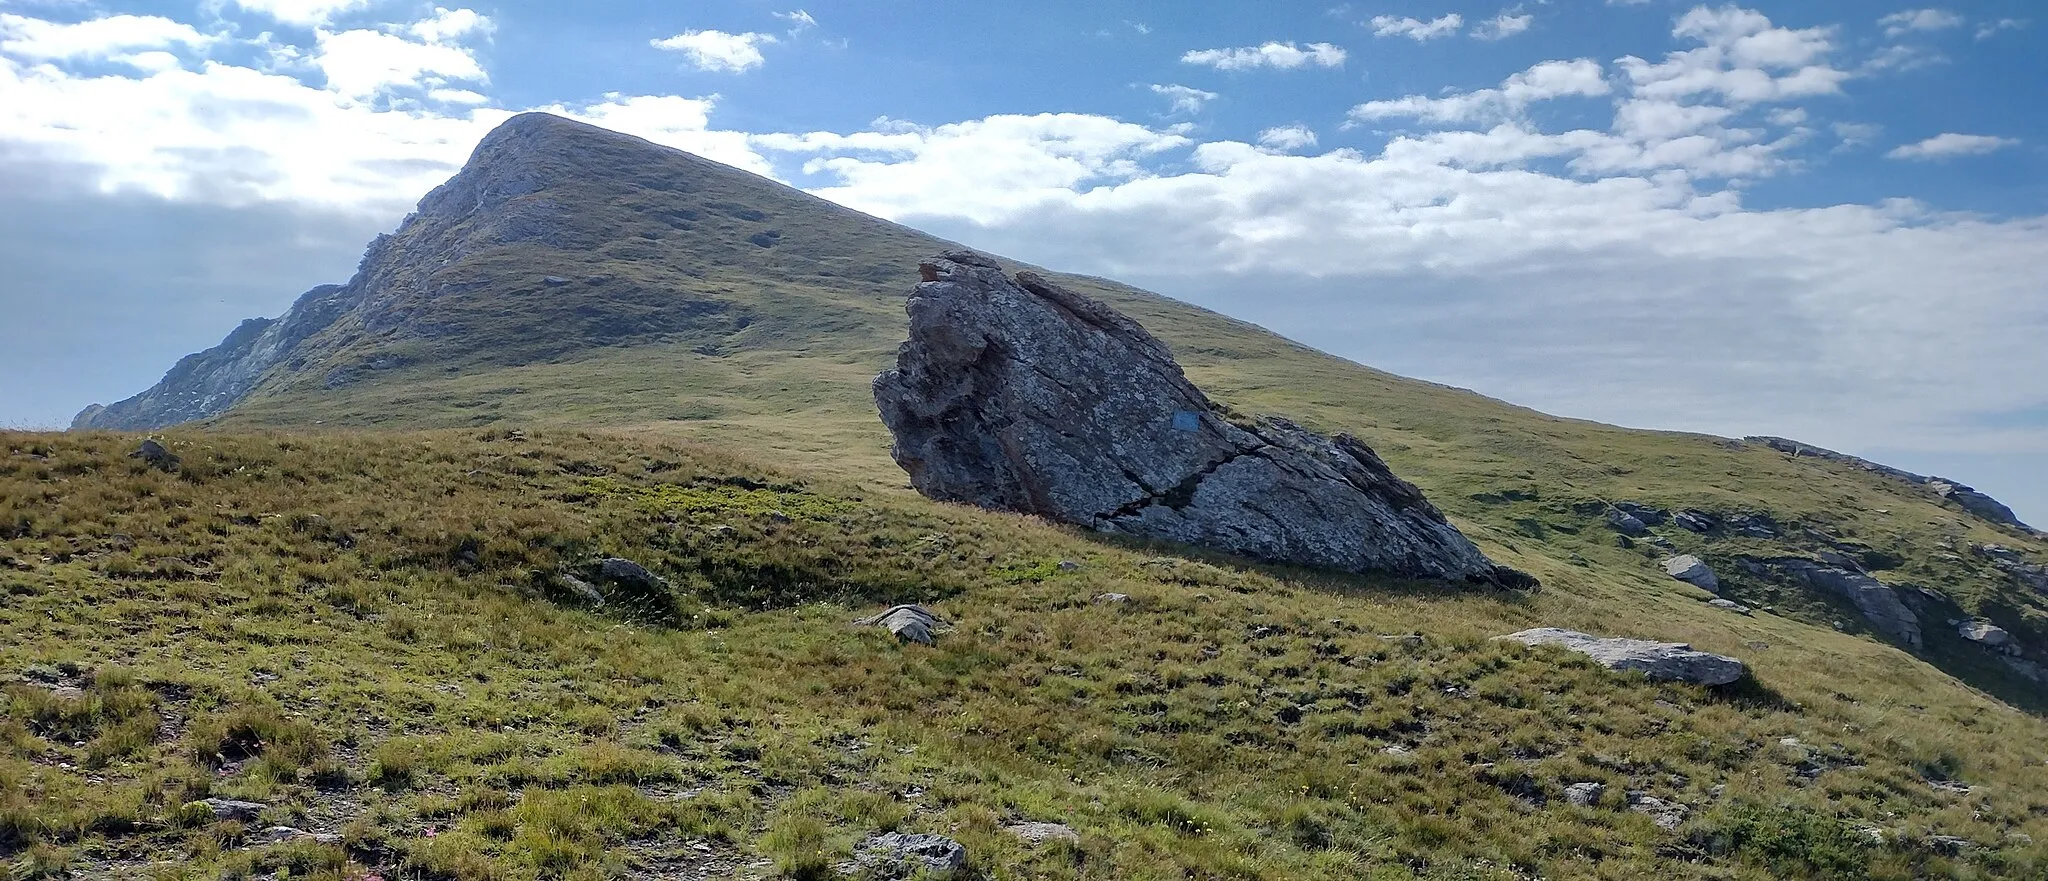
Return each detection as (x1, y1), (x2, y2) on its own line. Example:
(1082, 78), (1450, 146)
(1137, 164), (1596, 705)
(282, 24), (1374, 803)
(1748, 436), (2034, 532)
(874, 252), (1534, 588)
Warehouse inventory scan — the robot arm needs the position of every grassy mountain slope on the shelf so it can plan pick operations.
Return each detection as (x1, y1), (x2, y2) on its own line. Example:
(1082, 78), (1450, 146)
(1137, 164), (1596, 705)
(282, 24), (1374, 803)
(11, 114), (2048, 878)
(5, 429), (2047, 881)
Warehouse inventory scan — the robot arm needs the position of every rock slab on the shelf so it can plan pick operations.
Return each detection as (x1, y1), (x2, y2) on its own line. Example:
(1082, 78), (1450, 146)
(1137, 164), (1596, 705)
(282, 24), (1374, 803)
(874, 252), (1533, 588)
(1662, 555), (1719, 592)
(1498, 628), (1745, 686)
(856, 832), (966, 878)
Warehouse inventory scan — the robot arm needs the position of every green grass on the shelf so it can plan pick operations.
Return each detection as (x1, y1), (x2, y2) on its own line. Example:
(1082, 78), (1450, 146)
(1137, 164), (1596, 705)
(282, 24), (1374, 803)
(4, 429), (2047, 879)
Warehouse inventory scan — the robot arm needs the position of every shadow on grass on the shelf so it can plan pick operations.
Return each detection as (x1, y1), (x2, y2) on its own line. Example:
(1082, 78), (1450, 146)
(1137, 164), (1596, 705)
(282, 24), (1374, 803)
(1069, 528), (1539, 607)
(1705, 671), (1802, 714)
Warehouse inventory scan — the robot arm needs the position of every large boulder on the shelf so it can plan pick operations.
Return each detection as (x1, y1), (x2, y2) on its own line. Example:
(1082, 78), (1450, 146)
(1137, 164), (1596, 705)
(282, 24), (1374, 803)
(873, 252), (1533, 588)
(1662, 555), (1719, 592)
(1761, 558), (1922, 649)
(1498, 628), (1746, 685)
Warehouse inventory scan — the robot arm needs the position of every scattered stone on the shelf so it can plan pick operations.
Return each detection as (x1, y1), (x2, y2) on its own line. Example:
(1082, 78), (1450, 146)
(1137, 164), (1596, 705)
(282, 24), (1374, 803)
(1497, 628), (1745, 686)
(1958, 619), (2019, 655)
(855, 832), (966, 879)
(872, 252), (1534, 588)
(1727, 513), (1779, 539)
(1380, 745), (1414, 757)
(1706, 598), (1752, 615)
(1093, 592), (1132, 606)
(257, 826), (342, 845)
(1564, 781), (1606, 807)
(1673, 510), (1719, 533)
(1606, 509), (1650, 537)
(542, 275), (571, 286)
(1926, 835), (1974, 856)
(555, 574), (605, 606)
(1615, 503), (1669, 526)
(201, 798), (267, 822)
(1056, 560), (1082, 572)
(707, 524), (738, 538)
(130, 439), (180, 472)
(1627, 793), (1688, 830)
(1662, 555), (1719, 592)
(1006, 822), (1080, 846)
(856, 604), (948, 645)
(1928, 779), (1975, 796)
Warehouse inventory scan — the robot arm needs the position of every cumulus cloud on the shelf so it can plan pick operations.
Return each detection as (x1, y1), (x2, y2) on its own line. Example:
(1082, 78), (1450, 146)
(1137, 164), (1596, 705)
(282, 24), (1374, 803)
(1616, 5), (1847, 103)
(1349, 59), (1609, 125)
(1370, 14), (1463, 41)
(408, 7), (493, 43)
(313, 27), (486, 99)
(1879, 9), (1963, 37)
(1181, 41), (1346, 70)
(1887, 133), (2020, 160)
(1149, 83), (1218, 115)
(651, 29), (777, 73)
(1472, 11), (1534, 41)
(1257, 124), (1318, 152)
(229, 0), (372, 28)
(0, 13), (214, 64)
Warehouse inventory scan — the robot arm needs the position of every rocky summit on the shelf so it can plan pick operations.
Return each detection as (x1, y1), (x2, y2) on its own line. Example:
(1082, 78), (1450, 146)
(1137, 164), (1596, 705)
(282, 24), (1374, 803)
(874, 251), (1534, 588)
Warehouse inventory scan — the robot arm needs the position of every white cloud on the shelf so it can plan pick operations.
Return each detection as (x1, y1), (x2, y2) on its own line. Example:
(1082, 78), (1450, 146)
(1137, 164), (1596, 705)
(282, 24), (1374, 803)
(1768, 107), (1808, 126)
(1370, 14), (1463, 41)
(1616, 5), (1847, 103)
(1879, 9), (1963, 37)
(1349, 59), (1609, 125)
(313, 27), (486, 99)
(1473, 12), (1533, 41)
(1887, 133), (2020, 160)
(1181, 41), (1346, 71)
(0, 13), (214, 64)
(651, 29), (777, 73)
(1127, 20), (1151, 35)
(1833, 122), (1882, 146)
(1257, 124), (1318, 152)
(773, 10), (818, 31)
(1149, 83), (1218, 115)
(1976, 18), (2025, 39)
(229, 0), (371, 28)
(1863, 43), (1945, 73)
(408, 7), (493, 43)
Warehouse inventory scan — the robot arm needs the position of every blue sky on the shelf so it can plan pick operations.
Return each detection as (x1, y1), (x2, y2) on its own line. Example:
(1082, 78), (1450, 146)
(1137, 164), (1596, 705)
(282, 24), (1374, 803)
(0, 0), (2044, 522)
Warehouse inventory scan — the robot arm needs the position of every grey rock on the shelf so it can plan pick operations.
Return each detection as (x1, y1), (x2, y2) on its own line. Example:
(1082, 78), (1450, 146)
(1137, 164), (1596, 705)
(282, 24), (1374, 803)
(1673, 510), (1718, 533)
(1606, 509), (1650, 537)
(542, 275), (571, 286)
(1627, 793), (1688, 830)
(129, 439), (180, 472)
(1662, 555), (1719, 592)
(856, 831), (966, 878)
(1958, 619), (2017, 654)
(556, 574), (605, 606)
(1615, 503), (1669, 526)
(1006, 822), (1080, 846)
(1727, 513), (1780, 538)
(48, 685), (86, 700)
(201, 797), (267, 821)
(1926, 835), (1974, 856)
(594, 557), (665, 593)
(873, 253), (1532, 588)
(2005, 656), (2046, 682)
(258, 826), (340, 845)
(1497, 628), (1746, 686)
(1094, 592), (1132, 606)
(856, 604), (948, 645)
(1056, 560), (1082, 572)
(1706, 598), (1752, 615)
(1761, 557), (1922, 648)
(1564, 781), (1606, 807)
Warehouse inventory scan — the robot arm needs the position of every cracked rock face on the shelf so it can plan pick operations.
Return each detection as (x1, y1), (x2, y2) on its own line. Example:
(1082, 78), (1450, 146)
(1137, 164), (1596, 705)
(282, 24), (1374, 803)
(873, 252), (1533, 588)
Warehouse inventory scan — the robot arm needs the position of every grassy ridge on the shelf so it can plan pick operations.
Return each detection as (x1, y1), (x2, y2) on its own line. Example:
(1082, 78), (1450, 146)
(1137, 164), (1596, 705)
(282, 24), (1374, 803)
(4, 429), (2046, 880)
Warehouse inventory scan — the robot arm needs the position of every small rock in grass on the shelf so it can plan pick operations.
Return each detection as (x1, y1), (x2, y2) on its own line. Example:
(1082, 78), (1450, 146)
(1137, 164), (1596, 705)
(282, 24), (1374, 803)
(1564, 781), (1606, 807)
(201, 797), (267, 821)
(1094, 592), (1131, 605)
(130, 439), (180, 472)
(1006, 822), (1080, 846)
(855, 831), (966, 878)
(856, 604), (948, 645)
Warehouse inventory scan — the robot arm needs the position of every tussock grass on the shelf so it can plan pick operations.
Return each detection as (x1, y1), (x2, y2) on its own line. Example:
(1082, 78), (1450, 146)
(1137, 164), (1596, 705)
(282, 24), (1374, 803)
(2, 429), (2046, 878)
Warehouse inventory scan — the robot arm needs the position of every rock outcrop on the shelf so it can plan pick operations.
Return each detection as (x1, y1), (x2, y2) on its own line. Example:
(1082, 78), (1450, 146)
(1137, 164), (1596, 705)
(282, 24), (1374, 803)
(1749, 436), (2032, 531)
(873, 252), (1533, 588)
(1497, 628), (1745, 685)
(1747, 557), (1922, 649)
(1662, 555), (1719, 592)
